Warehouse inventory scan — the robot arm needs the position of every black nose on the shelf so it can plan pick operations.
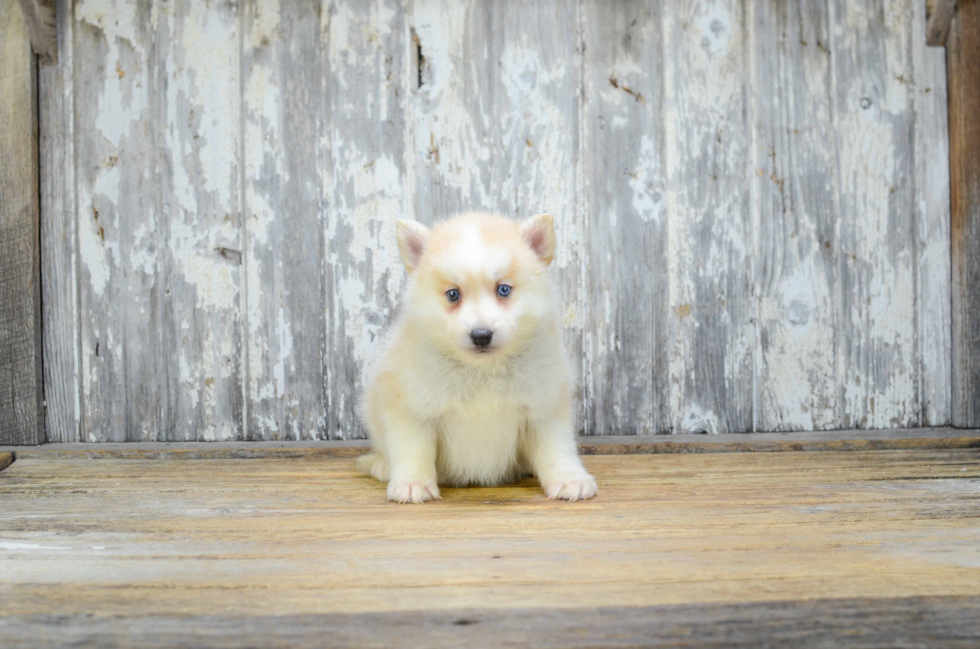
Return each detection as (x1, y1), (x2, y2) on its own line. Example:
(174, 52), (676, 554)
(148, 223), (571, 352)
(470, 329), (493, 348)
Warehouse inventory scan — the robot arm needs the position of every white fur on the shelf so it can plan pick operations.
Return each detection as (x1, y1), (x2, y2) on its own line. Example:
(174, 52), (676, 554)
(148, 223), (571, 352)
(358, 212), (597, 503)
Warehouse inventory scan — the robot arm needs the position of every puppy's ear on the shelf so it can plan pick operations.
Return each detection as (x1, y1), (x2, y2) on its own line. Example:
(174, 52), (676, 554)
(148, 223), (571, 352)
(396, 220), (431, 274)
(520, 213), (556, 266)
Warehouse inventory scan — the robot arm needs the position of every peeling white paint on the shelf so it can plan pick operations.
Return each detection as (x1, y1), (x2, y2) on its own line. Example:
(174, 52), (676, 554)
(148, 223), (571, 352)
(629, 135), (664, 224)
(59, 0), (952, 441)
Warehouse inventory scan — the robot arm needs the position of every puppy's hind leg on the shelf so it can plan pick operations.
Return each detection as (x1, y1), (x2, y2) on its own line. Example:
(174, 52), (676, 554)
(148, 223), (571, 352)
(356, 453), (390, 482)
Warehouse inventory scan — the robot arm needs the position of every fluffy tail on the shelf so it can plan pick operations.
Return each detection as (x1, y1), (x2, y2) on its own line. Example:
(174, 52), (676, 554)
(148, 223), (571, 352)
(356, 452), (389, 482)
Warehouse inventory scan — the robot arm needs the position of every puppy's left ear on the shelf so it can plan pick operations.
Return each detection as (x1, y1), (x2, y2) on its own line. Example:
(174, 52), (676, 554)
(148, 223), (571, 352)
(520, 213), (556, 266)
(396, 220), (431, 274)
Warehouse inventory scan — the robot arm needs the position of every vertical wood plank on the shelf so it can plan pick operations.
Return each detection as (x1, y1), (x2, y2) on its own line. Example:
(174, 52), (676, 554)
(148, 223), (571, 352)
(39, 0), (80, 442)
(410, 0), (585, 427)
(159, 0), (245, 441)
(75, 0), (243, 441)
(830, 0), (919, 429)
(0, 0), (44, 445)
(323, 0), (409, 439)
(242, 0), (327, 440)
(912, 0), (952, 426)
(581, 0), (669, 434)
(750, 0), (839, 430)
(74, 0), (151, 441)
(948, 0), (980, 427)
(663, 0), (754, 433)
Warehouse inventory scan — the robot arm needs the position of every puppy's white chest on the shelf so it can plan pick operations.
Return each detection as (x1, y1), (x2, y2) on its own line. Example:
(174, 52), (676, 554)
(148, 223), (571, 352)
(436, 399), (524, 486)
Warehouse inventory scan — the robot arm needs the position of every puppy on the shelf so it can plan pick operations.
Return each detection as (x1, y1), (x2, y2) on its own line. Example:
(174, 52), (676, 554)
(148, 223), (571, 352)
(357, 212), (597, 504)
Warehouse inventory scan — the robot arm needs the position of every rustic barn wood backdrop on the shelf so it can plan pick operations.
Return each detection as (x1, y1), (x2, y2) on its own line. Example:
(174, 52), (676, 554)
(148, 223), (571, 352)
(39, 0), (952, 442)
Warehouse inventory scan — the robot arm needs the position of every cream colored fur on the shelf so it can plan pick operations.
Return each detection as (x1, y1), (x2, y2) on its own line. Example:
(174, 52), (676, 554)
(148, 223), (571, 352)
(357, 212), (597, 504)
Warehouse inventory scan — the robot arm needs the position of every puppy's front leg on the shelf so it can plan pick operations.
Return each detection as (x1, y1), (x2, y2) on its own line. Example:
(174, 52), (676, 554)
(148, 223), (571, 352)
(526, 409), (597, 502)
(384, 408), (440, 504)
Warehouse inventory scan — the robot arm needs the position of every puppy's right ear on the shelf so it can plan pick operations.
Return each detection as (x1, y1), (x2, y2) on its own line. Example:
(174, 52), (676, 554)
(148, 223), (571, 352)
(396, 220), (431, 274)
(520, 213), (556, 266)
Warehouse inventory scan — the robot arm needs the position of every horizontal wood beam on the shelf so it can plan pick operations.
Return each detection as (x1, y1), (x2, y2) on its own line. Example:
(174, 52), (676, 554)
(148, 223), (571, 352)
(4, 428), (979, 457)
(949, 0), (980, 427)
(0, 0), (44, 445)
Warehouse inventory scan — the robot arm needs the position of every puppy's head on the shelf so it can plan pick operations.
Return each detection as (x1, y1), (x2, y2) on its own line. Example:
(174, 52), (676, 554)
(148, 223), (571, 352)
(396, 212), (557, 365)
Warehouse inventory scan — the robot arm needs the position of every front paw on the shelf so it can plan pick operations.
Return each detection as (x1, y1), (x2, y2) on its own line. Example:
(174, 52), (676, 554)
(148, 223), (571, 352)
(387, 480), (441, 504)
(543, 473), (598, 502)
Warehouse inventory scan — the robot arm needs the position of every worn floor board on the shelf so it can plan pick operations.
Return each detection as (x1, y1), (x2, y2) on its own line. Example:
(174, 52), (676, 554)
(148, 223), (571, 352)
(1, 448), (978, 646)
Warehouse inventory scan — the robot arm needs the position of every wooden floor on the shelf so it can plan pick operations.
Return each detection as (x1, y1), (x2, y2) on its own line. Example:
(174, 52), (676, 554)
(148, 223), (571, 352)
(1, 444), (979, 647)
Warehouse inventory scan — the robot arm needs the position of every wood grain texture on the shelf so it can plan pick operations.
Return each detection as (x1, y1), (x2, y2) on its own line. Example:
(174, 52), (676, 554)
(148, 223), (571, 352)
(323, 0), (410, 439)
(4, 428), (979, 458)
(831, 0), (920, 429)
(242, 0), (326, 440)
(664, 0), (754, 434)
(913, 0), (953, 426)
(3, 597), (980, 649)
(74, 0), (244, 441)
(73, 0), (158, 441)
(581, 0), (668, 435)
(39, 0), (79, 443)
(750, 0), (839, 431)
(926, 0), (957, 47)
(410, 0), (588, 429)
(17, 0), (57, 65)
(949, 0), (980, 427)
(1, 450), (979, 641)
(0, 0), (44, 446)
(42, 0), (957, 439)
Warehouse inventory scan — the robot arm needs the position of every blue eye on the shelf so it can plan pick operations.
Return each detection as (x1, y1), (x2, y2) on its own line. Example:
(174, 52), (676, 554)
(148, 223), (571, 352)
(497, 284), (512, 297)
(446, 288), (460, 303)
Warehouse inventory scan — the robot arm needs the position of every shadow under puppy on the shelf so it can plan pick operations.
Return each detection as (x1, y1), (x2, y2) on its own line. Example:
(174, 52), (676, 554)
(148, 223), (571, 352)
(357, 212), (598, 504)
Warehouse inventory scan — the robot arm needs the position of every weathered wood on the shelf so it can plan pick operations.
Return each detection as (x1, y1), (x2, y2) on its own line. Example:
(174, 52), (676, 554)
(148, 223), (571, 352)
(664, 0), (753, 433)
(410, 0), (588, 429)
(39, 0), (78, 443)
(3, 596), (979, 649)
(0, 452), (14, 472)
(1, 450), (979, 639)
(3, 428), (979, 459)
(323, 0), (409, 440)
(913, 0), (953, 425)
(949, 0), (980, 427)
(74, 0), (244, 441)
(242, 0), (327, 440)
(926, 0), (957, 47)
(45, 0), (959, 439)
(831, 0), (920, 429)
(750, 0), (839, 430)
(16, 0), (56, 66)
(580, 1), (668, 435)
(0, 0), (44, 446)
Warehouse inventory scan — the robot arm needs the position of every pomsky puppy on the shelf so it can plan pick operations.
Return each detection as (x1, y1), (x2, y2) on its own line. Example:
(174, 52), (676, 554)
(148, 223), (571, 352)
(357, 212), (598, 504)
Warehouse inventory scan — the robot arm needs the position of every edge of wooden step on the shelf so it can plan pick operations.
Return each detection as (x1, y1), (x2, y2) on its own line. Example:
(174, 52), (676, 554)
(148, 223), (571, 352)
(1, 428), (978, 460)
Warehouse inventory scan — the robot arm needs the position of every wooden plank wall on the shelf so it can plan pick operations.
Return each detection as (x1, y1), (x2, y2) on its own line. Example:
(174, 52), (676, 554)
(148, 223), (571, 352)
(40, 0), (953, 442)
(1, 0), (44, 445)
(948, 0), (980, 427)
